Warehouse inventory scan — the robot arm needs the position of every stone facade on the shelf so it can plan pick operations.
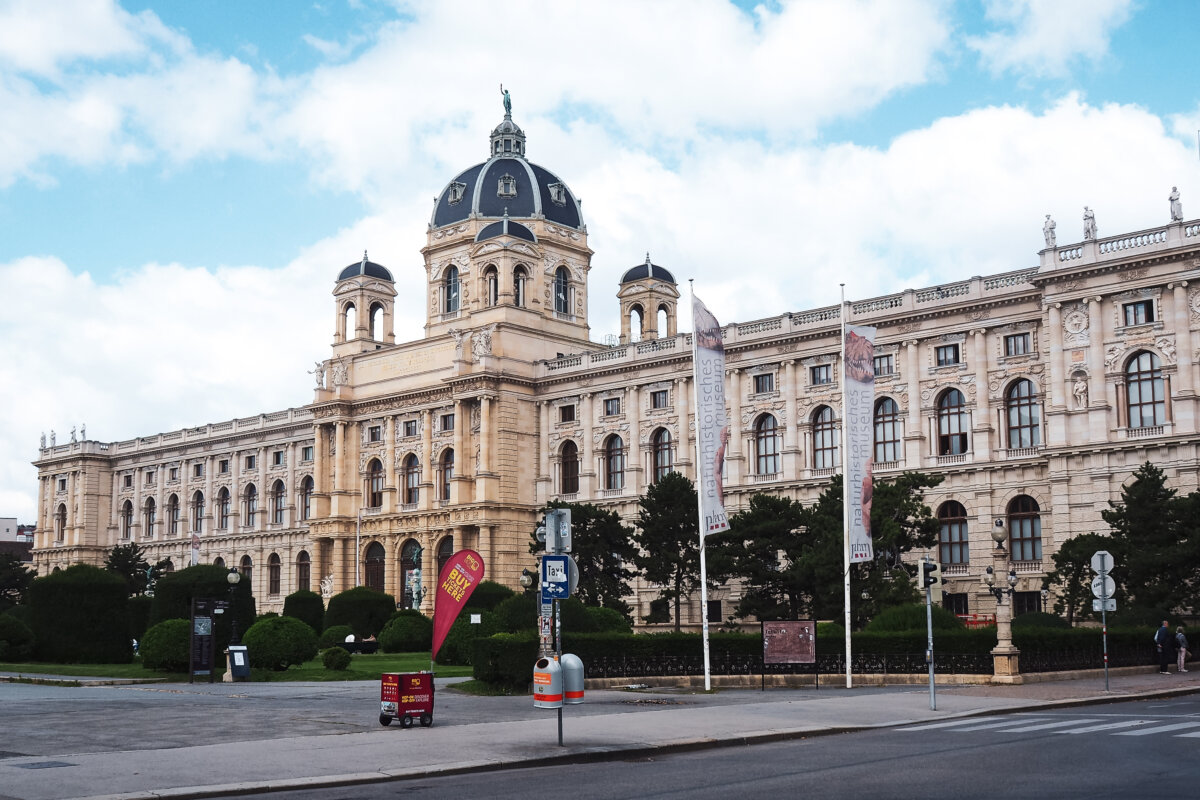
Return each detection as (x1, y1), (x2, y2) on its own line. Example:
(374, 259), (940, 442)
(31, 112), (1200, 626)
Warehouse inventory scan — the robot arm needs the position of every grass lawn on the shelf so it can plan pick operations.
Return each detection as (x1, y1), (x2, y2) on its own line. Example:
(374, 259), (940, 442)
(0, 653), (472, 683)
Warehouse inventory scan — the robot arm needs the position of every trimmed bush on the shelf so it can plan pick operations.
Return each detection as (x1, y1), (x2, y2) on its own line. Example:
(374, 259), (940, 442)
(29, 564), (131, 663)
(0, 614), (34, 661)
(242, 615), (319, 671)
(149, 565), (255, 654)
(436, 612), (501, 665)
(2, 604), (32, 628)
(319, 624), (354, 650)
(282, 590), (325, 633)
(586, 605), (632, 634)
(379, 610), (433, 653)
(324, 587), (395, 637)
(866, 603), (965, 633)
(140, 619), (190, 672)
(464, 580), (515, 612)
(472, 631), (539, 687)
(491, 593), (538, 633)
(322, 646), (351, 671)
(1013, 611), (1071, 630)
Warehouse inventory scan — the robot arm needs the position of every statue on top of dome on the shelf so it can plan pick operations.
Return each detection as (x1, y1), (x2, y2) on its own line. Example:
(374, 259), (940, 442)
(500, 84), (511, 116)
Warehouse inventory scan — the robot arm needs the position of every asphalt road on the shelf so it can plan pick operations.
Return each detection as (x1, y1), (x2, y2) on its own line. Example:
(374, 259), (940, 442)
(236, 696), (1200, 800)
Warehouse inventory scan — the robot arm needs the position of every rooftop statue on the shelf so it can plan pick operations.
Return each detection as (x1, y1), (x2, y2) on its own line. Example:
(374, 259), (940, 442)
(500, 84), (511, 116)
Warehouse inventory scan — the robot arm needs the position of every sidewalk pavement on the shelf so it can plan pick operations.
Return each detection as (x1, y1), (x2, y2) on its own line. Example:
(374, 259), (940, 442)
(1, 666), (1197, 800)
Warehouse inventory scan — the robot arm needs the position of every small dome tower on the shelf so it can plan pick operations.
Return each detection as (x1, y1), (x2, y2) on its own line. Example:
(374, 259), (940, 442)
(332, 251), (397, 357)
(618, 254), (679, 343)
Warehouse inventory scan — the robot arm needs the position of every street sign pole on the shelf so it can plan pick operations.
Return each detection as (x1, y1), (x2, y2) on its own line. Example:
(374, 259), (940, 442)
(925, 569), (936, 711)
(1091, 550), (1114, 692)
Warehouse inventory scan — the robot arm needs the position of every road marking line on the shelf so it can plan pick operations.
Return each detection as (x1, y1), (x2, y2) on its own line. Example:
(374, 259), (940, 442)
(1056, 720), (1151, 734)
(896, 718), (1039, 732)
(956, 719), (1052, 732)
(1000, 719), (1104, 733)
(1115, 722), (1200, 736)
(1174, 730), (1200, 738)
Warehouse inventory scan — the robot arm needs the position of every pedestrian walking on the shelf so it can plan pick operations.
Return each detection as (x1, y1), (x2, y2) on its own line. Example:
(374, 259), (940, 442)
(1176, 626), (1190, 673)
(1155, 620), (1174, 673)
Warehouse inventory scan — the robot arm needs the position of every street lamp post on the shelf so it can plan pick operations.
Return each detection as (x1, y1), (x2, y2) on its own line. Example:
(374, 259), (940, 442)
(985, 519), (1022, 684)
(1040, 587), (1049, 613)
(226, 568), (242, 644)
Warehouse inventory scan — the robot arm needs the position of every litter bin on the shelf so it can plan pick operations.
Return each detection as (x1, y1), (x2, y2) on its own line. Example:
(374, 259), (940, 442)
(224, 645), (250, 682)
(560, 653), (584, 704)
(380, 671), (434, 728)
(533, 657), (563, 709)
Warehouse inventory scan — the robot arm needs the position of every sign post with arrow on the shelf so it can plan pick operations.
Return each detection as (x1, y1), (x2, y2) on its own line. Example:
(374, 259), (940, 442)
(1091, 550), (1116, 691)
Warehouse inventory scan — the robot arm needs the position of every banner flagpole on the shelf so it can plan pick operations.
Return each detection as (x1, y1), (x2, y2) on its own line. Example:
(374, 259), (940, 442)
(841, 283), (853, 689)
(690, 280), (712, 692)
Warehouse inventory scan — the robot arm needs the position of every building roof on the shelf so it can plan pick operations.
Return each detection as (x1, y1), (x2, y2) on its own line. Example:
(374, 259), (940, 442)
(337, 251), (393, 282)
(621, 254), (676, 285)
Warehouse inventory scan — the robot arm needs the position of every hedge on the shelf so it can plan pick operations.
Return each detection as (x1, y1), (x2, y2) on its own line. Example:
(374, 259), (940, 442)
(0, 614), (34, 661)
(464, 580), (515, 612)
(140, 619), (190, 672)
(865, 603), (965, 632)
(324, 587), (395, 637)
(29, 564), (131, 663)
(282, 590), (325, 633)
(149, 565), (256, 654)
(379, 610), (433, 653)
(319, 625), (354, 650)
(242, 615), (319, 671)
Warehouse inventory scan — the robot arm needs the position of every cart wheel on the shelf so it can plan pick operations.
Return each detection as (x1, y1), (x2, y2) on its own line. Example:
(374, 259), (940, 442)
(401, 715), (414, 729)
(379, 715), (392, 727)
(419, 714), (433, 727)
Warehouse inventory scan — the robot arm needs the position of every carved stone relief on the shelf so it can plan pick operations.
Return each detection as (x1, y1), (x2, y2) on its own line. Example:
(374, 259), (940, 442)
(1062, 304), (1090, 347)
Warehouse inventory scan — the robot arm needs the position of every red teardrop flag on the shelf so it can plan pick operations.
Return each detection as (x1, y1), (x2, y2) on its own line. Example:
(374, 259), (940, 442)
(431, 549), (485, 660)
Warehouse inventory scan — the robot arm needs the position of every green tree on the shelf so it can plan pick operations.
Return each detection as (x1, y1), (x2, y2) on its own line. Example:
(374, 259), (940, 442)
(632, 472), (700, 632)
(529, 501), (638, 619)
(104, 543), (166, 596)
(1042, 532), (1112, 626)
(708, 493), (807, 620)
(0, 553), (37, 611)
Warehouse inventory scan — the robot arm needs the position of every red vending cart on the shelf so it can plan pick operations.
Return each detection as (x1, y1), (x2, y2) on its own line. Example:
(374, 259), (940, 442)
(380, 671), (434, 728)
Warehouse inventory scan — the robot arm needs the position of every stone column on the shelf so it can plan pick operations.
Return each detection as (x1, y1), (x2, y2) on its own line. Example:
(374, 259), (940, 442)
(972, 329), (992, 459)
(782, 360), (799, 478)
(674, 378), (692, 478)
(904, 340), (923, 468)
(627, 385), (642, 494)
(991, 541), (1022, 684)
(384, 416), (396, 512)
(446, 405), (459, 504)
(726, 368), (743, 486)
(333, 422), (345, 494)
(1045, 303), (1067, 447)
(475, 395), (493, 503)
(580, 393), (595, 497)
(1172, 283), (1194, 432)
(537, 400), (550, 503)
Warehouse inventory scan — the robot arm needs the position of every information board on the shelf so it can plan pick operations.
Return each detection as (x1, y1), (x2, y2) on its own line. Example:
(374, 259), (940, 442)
(762, 620), (817, 665)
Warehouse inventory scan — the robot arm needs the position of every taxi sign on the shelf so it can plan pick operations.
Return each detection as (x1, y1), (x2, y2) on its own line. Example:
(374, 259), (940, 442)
(541, 555), (570, 602)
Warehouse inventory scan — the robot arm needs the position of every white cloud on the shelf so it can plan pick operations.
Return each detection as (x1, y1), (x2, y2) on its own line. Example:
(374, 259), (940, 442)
(968, 0), (1134, 78)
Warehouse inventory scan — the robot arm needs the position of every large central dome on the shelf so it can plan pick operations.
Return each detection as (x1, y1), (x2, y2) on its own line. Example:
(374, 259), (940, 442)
(430, 101), (584, 231)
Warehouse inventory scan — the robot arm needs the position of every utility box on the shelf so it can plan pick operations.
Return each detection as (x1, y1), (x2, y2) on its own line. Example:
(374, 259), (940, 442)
(224, 645), (250, 682)
(560, 653), (584, 704)
(533, 657), (563, 709)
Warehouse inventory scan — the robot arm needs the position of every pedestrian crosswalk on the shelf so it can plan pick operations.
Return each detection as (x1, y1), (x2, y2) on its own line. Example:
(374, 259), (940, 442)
(896, 714), (1200, 740)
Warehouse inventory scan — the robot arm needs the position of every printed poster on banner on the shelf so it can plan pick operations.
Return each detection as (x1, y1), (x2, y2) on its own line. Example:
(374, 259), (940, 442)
(844, 324), (876, 563)
(431, 549), (485, 659)
(692, 294), (730, 536)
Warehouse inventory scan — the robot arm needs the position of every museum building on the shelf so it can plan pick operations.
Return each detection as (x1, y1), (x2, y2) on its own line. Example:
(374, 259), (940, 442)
(31, 107), (1200, 626)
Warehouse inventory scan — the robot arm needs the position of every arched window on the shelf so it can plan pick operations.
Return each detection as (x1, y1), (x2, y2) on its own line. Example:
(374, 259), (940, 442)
(484, 265), (498, 307)
(343, 302), (356, 339)
(437, 536), (454, 577)
(54, 503), (66, 540)
(366, 459), (383, 508)
(167, 494), (179, 535)
(513, 266), (527, 307)
(937, 389), (969, 455)
(444, 265), (460, 313)
(143, 498), (156, 537)
(873, 397), (901, 463)
(244, 484), (258, 527)
(299, 476), (314, 521)
(160, 560), (174, 574)
(296, 550), (311, 592)
(365, 541), (385, 592)
(213, 556), (225, 568)
(439, 449), (454, 502)
(369, 302), (384, 340)
(604, 434), (625, 491)
(938, 501), (968, 565)
(401, 539), (422, 609)
(403, 454), (420, 504)
(217, 487), (231, 529)
(239, 554), (253, 583)
(629, 304), (644, 342)
(657, 304), (669, 337)
(554, 266), (570, 315)
(120, 500), (133, 539)
(560, 440), (579, 494)
(813, 406), (839, 469)
(1006, 379), (1041, 448)
(271, 479), (286, 524)
(1126, 351), (1165, 428)
(652, 428), (673, 482)
(755, 414), (780, 475)
(191, 491), (204, 533)
(1008, 495), (1042, 562)
(268, 553), (281, 596)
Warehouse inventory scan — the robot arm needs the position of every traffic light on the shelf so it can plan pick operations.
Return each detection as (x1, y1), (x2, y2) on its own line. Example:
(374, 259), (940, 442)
(540, 508), (572, 554)
(922, 561), (939, 587)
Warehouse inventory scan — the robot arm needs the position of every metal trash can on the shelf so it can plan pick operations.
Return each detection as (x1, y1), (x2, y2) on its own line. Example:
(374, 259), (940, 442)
(380, 671), (435, 728)
(560, 653), (584, 704)
(533, 657), (563, 709)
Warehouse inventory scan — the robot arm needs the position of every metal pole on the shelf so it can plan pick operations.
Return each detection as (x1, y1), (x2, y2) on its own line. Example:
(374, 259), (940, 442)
(689, 280), (713, 692)
(1100, 560), (1110, 692)
(840, 283), (852, 689)
(925, 568), (936, 710)
(555, 598), (563, 746)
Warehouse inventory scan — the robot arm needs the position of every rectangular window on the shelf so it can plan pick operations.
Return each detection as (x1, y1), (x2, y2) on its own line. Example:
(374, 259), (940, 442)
(123, 474), (132, 488)
(1004, 333), (1031, 356)
(754, 373), (775, 393)
(169, 467), (178, 481)
(1122, 300), (1154, 326)
(441, 413), (455, 432)
(272, 450), (284, 466)
(219, 460), (229, 474)
(603, 397), (621, 416)
(706, 600), (722, 624)
(58, 478), (67, 491)
(145, 470), (155, 485)
(559, 404), (576, 423)
(942, 593), (969, 617)
(403, 420), (418, 437)
(301, 446), (313, 462)
(650, 390), (669, 409)
(809, 365), (831, 386)
(368, 425), (382, 442)
(873, 354), (894, 377)
(935, 344), (960, 366)
(245, 455), (256, 470)
(193, 463), (204, 478)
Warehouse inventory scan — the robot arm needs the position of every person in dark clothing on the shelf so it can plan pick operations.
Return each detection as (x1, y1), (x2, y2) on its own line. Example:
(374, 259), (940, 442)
(1155, 620), (1174, 673)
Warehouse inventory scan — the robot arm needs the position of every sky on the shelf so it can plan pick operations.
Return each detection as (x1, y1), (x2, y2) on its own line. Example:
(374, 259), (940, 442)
(2, 0), (1199, 524)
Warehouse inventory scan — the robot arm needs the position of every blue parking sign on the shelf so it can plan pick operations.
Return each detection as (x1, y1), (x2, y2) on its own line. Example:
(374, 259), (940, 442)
(541, 555), (569, 602)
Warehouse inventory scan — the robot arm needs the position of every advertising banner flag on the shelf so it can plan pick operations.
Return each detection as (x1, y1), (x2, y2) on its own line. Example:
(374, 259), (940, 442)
(692, 294), (730, 536)
(843, 324), (877, 563)
(431, 549), (485, 659)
